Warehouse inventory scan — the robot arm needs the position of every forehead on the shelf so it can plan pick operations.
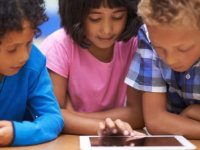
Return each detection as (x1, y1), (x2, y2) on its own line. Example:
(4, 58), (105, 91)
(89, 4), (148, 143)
(0, 21), (34, 46)
(147, 25), (200, 47)
(86, 0), (125, 9)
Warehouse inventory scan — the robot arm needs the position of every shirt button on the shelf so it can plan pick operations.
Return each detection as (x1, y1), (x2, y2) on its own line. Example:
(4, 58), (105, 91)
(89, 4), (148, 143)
(186, 74), (191, 79)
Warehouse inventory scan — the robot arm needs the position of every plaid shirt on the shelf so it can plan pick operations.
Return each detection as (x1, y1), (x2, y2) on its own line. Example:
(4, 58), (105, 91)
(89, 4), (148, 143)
(125, 25), (200, 113)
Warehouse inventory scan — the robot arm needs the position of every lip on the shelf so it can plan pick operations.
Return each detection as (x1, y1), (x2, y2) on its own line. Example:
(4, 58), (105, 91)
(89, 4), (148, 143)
(10, 66), (22, 70)
(98, 36), (114, 41)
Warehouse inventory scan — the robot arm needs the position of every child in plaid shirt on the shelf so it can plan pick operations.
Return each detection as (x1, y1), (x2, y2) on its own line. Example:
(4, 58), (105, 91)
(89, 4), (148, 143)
(99, 0), (200, 139)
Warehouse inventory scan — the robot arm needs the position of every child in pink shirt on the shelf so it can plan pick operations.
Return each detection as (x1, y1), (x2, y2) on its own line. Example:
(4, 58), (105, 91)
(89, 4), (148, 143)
(40, 0), (144, 134)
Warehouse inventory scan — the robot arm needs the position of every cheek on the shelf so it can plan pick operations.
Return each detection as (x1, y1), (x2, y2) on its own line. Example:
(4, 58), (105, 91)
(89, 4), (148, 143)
(155, 49), (165, 60)
(0, 53), (16, 65)
(114, 21), (126, 33)
(84, 25), (96, 38)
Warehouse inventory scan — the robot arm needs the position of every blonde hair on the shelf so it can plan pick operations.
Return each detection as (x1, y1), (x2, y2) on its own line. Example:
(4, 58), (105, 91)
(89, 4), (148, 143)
(138, 0), (200, 29)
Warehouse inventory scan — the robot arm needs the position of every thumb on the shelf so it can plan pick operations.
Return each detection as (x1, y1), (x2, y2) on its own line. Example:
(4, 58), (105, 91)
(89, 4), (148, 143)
(0, 121), (8, 127)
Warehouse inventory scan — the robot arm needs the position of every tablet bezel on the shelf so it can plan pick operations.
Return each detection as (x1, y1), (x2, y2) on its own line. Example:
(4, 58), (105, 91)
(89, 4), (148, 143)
(80, 135), (196, 150)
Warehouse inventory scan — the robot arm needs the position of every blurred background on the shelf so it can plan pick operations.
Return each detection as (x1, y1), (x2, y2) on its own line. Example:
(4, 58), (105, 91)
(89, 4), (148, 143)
(34, 0), (60, 46)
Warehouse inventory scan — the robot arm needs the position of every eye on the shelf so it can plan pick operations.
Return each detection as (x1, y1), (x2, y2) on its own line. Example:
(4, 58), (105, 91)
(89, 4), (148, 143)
(112, 14), (124, 20)
(88, 17), (101, 23)
(177, 47), (191, 53)
(176, 44), (194, 53)
(7, 48), (17, 53)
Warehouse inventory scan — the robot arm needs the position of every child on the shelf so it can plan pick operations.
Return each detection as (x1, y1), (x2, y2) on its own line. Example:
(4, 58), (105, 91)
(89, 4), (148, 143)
(124, 0), (200, 139)
(40, 0), (144, 135)
(0, 0), (64, 146)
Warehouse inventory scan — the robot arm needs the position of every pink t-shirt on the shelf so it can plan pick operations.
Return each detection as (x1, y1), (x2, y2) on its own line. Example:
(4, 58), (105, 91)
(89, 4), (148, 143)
(40, 28), (137, 112)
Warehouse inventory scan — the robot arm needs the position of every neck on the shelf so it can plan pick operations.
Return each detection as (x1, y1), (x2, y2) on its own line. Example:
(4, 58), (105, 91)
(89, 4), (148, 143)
(0, 74), (3, 81)
(88, 45), (114, 63)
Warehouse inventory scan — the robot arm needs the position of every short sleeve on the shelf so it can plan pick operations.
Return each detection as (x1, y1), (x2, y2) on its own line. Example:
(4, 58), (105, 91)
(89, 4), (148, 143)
(125, 25), (167, 92)
(40, 29), (71, 78)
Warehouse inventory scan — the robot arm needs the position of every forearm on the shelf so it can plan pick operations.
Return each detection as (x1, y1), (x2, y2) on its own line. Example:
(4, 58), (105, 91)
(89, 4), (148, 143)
(75, 106), (144, 129)
(143, 93), (200, 139)
(146, 111), (200, 139)
(12, 114), (63, 146)
(61, 109), (102, 135)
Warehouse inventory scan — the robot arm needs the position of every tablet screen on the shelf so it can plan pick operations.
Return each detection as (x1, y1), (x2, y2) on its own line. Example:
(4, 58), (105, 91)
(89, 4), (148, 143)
(89, 136), (183, 147)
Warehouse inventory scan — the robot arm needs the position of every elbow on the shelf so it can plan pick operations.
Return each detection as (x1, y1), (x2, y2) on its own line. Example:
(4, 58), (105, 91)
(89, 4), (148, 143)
(129, 117), (145, 130)
(145, 119), (162, 135)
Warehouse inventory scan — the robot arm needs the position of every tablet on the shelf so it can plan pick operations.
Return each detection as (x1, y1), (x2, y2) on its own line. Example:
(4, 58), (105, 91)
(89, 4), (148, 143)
(80, 135), (196, 150)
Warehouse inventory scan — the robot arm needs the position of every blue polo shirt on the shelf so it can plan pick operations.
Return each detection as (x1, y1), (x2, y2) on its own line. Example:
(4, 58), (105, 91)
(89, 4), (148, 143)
(0, 45), (64, 146)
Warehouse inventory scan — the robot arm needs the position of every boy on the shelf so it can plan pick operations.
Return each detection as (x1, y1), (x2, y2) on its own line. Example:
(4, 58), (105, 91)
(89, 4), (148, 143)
(125, 0), (200, 139)
(0, 0), (64, 146)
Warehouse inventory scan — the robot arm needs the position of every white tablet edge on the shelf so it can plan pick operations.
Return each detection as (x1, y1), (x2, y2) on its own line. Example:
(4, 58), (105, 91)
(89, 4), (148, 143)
(174, 135), (196, 149)
(80, 135), (196, 150)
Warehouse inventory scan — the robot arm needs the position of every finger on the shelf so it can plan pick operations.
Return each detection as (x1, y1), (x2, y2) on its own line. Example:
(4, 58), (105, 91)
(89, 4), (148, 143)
(104, 118), (117, 134)
(132, 130), (146, 136)
(123, 123), (145, 136)
(114, 119), (130, 136)
(123, 122), (135, 136)
(0, 127), (7, 135)
(97, 121), (105, 136)
(0, 121), (9, 127)
(0, 125), (14, 146)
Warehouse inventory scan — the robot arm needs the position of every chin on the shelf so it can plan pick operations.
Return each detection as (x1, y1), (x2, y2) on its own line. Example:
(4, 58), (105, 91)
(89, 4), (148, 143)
(172, 67), (189, 72)
(6, 71), (20, 76)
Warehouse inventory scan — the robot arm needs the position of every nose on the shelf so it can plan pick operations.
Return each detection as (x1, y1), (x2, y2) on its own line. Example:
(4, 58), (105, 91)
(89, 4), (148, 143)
(164, 52), (176, 66)
(100, 19), (113, 35)
(18, 48), (29, 64)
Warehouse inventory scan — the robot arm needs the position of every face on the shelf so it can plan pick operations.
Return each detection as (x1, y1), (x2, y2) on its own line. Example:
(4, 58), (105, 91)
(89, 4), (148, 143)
(0, 20), (34, 76)
(84, 5), (127, 51)
(147, 25), (200, 72)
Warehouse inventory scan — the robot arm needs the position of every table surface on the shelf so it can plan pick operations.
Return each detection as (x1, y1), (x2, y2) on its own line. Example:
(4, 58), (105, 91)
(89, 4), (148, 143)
(0, 134), (199, 150)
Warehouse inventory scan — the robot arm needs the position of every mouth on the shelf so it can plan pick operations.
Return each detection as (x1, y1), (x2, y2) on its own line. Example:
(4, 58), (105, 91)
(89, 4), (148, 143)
(98, 36), (114, 41)
(11, 66), (23, 70)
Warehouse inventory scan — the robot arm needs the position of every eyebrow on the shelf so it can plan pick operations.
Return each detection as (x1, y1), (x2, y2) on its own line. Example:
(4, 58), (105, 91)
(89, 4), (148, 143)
(89, 8), (126, 14)
(7, 39), (33, 48)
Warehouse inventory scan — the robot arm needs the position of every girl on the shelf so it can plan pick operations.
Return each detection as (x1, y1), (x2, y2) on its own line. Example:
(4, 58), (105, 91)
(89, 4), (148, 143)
(40, 0), (144, 135)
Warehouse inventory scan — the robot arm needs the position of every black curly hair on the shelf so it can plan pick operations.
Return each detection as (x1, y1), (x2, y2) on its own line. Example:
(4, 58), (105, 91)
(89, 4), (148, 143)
(59, 0), (142, 48)
(0, 0), (48, 39)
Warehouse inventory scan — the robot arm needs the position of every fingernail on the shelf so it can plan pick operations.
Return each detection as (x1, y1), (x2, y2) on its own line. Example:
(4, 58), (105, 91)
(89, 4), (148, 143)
(130, 132), (135, 136)
(112, 129), (117, 134)
(123, 130), (129, 136)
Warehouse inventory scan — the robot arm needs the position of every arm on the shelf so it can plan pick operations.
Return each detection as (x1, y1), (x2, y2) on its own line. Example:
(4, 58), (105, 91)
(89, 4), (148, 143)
(76, 86), (144, 129)
(12, 66), (64, 146)
(49, 70), (144, 135)
(143, 92), (200, 139)
(49, 70), (101, 135)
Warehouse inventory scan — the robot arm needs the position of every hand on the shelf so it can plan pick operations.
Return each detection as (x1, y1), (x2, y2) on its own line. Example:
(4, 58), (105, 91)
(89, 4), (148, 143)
(97, 118), (145, 136)
(0, 121), (14, 146)
(181, 104), (200, 121)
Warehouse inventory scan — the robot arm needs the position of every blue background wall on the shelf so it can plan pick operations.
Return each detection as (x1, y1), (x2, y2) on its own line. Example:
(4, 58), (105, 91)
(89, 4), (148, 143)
(34, 0), (60, 46)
